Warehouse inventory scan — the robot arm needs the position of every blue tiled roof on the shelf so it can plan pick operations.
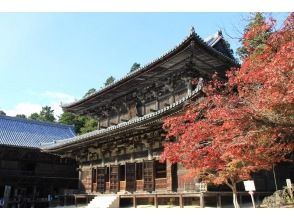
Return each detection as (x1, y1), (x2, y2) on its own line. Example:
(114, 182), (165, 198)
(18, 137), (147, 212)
(0, 115), (76, 148)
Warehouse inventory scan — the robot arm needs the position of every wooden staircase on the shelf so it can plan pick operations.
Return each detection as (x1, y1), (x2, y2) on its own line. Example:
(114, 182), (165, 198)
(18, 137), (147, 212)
(86, 195), (119, 208)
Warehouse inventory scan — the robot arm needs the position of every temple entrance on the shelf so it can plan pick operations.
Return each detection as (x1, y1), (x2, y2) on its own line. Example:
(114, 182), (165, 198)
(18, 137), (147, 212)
(96, 167), (106, 193)
(125, 163), (136, 192)
(143, 160), (154, 192)
(110, 165), (120, 193)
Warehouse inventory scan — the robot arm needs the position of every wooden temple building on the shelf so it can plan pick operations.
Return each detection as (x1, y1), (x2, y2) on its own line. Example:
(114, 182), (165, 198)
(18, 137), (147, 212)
(43, 29), (237, 194)
(41, 28), (293, 207)
(0, 115), (78, 207)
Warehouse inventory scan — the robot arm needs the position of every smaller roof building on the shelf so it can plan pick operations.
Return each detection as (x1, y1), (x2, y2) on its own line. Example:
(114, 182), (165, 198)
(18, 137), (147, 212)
(0, 115), (76, 148)
(0, 116), (78, 207)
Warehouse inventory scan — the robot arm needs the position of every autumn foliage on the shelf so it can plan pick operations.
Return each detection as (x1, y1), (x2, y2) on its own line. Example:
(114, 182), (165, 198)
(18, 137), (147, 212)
(161, 13), (294, 206)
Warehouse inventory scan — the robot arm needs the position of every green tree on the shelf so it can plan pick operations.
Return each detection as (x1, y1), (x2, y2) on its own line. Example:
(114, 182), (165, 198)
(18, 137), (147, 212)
(59, 112), (85, 134)
(0, 110), (6, 116)
(80, 116), (98, 134)
(39, 106), (56, 122)
(29, 112), (40, 120)
(129, 62), (141, 73)
(16, 114), (27, 119)
(83, 88), (96, 98)
(104, 76), (115, 87)
(236, 13), (271, 60)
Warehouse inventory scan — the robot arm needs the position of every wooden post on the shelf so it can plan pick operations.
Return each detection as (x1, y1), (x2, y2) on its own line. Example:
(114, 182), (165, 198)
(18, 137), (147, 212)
(187, 79), (192, 96)
(133, 195), (137, 208)
(154, 195), (158, 208)
(75, 196), (77, 207)
(32, 185), (37, 208)
(64, 195), (67, 207)
(239, 193), (243, 207)
(179, 194), (183, 208)
(200, 193), (205, 208)
(256, 193), (260, 207)
(249, 191), (256, 208)
(217, 194), (222, 208)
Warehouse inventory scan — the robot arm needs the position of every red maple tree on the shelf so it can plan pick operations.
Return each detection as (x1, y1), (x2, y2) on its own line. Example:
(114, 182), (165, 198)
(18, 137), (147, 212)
(161, 13), (294, 208)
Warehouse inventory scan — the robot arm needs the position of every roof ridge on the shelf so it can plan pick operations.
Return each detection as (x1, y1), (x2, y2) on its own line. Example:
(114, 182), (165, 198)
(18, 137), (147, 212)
(62, 29), (196, 108)
(0, 115), (75, 129)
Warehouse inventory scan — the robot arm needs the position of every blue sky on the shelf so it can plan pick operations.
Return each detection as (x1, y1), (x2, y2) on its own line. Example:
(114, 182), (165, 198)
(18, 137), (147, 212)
(0, 13), (290, 117)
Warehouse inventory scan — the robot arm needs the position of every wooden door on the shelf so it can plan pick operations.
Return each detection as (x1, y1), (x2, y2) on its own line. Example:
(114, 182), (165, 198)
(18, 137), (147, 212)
(143, 160), (154, 192)
(96, 167), (106, 193)
(125, 163), (136, 192)
(110, 165), (120, 193)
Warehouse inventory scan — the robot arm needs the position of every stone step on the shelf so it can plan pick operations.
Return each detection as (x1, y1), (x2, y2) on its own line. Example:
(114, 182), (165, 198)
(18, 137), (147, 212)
(86, 195), (119, 208)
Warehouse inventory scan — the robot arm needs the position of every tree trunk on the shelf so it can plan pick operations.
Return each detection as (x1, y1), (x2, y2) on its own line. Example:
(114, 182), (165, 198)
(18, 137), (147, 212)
(226, 181), (240, 208)
(232, 184), (240, 208)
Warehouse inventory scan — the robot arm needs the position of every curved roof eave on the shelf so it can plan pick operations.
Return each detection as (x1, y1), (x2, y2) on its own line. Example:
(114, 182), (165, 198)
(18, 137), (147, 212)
(43, 86), (203, 153)
(62, 29), (238, 111)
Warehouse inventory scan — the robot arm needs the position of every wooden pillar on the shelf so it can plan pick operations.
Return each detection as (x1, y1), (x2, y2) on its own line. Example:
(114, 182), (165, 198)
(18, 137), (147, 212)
(186, 78), (192, 96)
(179, 194), (183, 208)
(166, 161), (173, 192)
(90, 164), (94, 193)
(107, 117), (110, 127)
(116, 106), (121, 124)
(146, 142), (153, 160)
(156, 98), (160, 110)
(133, 195), (137, 208)
(64, 195), (67, 207)
(217, 194), (222, 208)
(151, 90), (159, 111)
(164, 82), (175, 104)
(97, 118), (101, 130)
(154, 194), (158, 208)
(256, 193), (260, 207)
(239, 193), (243, 207)
(78, 166), (82, 190)
(142, 100), (146, 115)
(200, 193), (205, 208)
(172, 92), (175, 103)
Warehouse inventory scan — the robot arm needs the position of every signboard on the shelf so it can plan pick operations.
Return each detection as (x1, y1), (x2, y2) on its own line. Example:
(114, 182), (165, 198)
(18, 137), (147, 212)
(286, 179), (292, 189)
(195, 183), (207, 192)
(243, 180), (256, 192)
(243, 181), (256, 208)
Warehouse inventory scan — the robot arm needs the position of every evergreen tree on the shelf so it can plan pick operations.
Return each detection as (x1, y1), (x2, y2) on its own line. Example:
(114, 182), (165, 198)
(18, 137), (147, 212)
(0, 110), (6, 116)
(104, 76), (115, 86)
(83, 88), (96, 98)
(29, 112), (40, 120)
(59, 112), (88, 134)
(38, 106), (56, 122)
(79, 116), (98, 134)
(236, 13), (272, 61)
(16, 114), (26, 119)
(129, 62), (141, 73)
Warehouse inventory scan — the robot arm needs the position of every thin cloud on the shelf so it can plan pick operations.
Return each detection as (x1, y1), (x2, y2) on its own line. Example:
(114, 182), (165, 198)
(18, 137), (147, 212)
(4, 91), (76, 118)
(43, 91), (76, 103)
(5, 102), (43, 117)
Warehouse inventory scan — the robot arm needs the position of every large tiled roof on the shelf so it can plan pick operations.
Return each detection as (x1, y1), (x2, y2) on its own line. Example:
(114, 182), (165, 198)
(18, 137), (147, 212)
(62, 28), (238, 111)
(0, 115), (76, 148)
